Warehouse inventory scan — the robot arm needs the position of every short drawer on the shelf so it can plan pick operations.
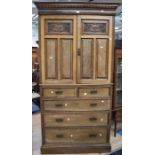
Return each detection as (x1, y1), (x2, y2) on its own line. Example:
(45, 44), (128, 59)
(45, 127), (108, 144)
(44, 111), (109, 127)
(79, 87), (110, 97)
(44, 99), (111, 111)
(43, 88), (76, 98)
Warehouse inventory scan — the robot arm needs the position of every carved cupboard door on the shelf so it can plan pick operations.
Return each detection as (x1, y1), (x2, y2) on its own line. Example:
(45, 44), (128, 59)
(77, 16), (113, 84)
(40, 15), (76, 84)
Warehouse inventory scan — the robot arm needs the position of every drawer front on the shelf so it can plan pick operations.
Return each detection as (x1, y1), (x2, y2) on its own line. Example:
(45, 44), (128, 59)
(44, 112), (109, 127)
(44, 99), (111, 111)
(43, 88), (76, 98)
(79, 87), (110, 97)
(45, 127), (108, 144)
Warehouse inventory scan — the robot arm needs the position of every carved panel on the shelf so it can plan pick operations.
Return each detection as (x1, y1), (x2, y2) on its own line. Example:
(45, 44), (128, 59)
(46, 20), (72, 35)
(82, 20), (109, 35)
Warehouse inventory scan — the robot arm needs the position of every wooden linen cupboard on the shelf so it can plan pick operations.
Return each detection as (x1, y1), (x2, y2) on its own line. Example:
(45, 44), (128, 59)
(34, 1), (120, 154)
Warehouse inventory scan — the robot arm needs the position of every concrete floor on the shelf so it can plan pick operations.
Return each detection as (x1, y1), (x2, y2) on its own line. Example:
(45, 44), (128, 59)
(32, 112), (122, 155)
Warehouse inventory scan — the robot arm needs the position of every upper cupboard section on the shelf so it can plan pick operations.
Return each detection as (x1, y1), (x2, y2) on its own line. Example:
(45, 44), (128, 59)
(40, 16), (76, 84)
(77, 16), (113, 84)
(40, 15), (113, 84)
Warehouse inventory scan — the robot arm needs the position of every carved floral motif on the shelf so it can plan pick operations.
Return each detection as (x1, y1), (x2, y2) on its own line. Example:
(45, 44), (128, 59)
(83, 23), (107, 34)
(47, 23), (71, 34)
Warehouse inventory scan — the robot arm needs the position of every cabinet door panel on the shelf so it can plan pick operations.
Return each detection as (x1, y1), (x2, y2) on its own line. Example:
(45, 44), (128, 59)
(60, 39), (73, 79)
(96, 39), (108, 79)
(81, 39), (93, 79)
(46, 39), (57, 79)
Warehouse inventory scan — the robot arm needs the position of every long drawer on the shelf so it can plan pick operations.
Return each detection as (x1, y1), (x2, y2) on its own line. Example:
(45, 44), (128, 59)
(44, 111), (110, 127)
(44, 99), (111, 111)
(45, 127), (108, 144)
(79, 87), (110, 98)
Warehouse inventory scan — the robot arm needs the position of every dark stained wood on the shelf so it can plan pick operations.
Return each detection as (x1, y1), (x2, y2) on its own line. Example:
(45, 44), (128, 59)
(82, 20), (109, 35)
(33, 0), (121, 2)
(34, 2), (119, 14)
(34, 1), (120, 15)
(47, 23), (71, 34)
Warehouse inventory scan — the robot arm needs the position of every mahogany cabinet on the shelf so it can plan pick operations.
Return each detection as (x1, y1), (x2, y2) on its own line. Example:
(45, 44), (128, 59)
(34, 1), (120, 154)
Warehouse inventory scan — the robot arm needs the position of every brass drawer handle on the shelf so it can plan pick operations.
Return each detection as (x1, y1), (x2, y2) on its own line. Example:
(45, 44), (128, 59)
(90, 103), (97, 107)
(55, 90), (63, 95)
(55, 103), (63, 107)
(55, 118), (64, 122)
(89, 134), (97, 138)
(56, 134), (64, 138)
(90, 90), (98, 94)
(89, 117), (97, 121)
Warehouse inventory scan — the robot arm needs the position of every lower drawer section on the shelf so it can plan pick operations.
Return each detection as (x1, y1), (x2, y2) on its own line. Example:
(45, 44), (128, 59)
(44, 111), (110, 127)
(41, 143), (111, 154)
(45, 127), (108, 144)
(44, 99), (111, 111)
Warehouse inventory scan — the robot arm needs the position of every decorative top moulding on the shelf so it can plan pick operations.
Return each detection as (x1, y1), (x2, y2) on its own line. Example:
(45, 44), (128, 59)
(35, 3), (120, 9)
(32, 0), (121, 3)
(34, 1), (121, 15)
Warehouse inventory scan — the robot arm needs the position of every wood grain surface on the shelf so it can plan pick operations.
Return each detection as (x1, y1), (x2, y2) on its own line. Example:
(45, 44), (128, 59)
(32, 113), (122, 155)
